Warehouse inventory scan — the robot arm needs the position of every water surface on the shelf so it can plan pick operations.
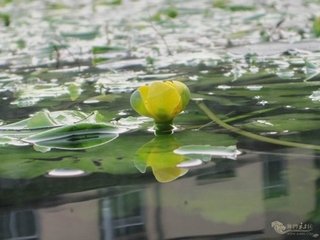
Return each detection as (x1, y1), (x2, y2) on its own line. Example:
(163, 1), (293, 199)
(1, 0), (320, 239)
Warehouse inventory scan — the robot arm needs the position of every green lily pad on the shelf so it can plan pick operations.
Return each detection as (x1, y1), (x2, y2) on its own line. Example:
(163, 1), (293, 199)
(240, 113), (320, 133)
(23, 123), (120, 150)
(174, 145), (241, 160)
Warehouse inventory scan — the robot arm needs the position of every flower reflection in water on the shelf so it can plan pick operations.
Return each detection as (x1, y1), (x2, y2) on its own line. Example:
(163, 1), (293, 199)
(134, 135), (188, 183)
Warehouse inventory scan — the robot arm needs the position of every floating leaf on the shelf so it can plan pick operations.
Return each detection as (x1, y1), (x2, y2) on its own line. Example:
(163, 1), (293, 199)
(92, 45), (125, 54)
(84, 94), (120, 104)
(0, 13), (10, 26)
(240, 113), (320, 133)
(61, 29), (99, 40)
(174, 145), (241, 160)
(67, 83), (82, 101)
(33, 144), (51, 153)
(23, 123), (120, 150)
(0, 137), (17, 146)
(0, 119), (30, 130)
(165, 7), (178, 18)
(212, 0), (255, 11)
(103, 0), (122, 5)
(0, 110), (112, 147)
(313, 16), (320, 37)
(27, 111), (57, 128)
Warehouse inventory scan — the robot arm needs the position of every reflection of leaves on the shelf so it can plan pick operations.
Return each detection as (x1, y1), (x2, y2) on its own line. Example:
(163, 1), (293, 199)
(135, 135), (188, 183)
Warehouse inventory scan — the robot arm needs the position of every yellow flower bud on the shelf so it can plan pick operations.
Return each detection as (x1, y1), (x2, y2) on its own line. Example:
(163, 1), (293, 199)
(130, 80), (190, 125)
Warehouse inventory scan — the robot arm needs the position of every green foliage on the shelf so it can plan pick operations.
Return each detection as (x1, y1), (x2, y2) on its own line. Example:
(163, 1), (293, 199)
(92, 57), (110, 65)
(212, 0), (229, 8)
(47, 2), (67, 9)
(212, 0), (255, 11)
(151, 7), (179, 22)
(0, 13), (10, 26)
(0, 0), (12, 6)
(67, 83), (81, 101)
(27, 111), (56, 128)
(16, 39), (26, 49)
(92, 45), (125, 54)
(0, 126), (236, 180)
(0, 110), (121, 151)
(241, 113), (320, 133)
(61, 29), (99, 40)
(91, 45), (125, 65)
(146, 56), (155, 66)
(23, 123), (119, 150)
(166, 7), (178, 18)
(106, 0), (122, 5)
(228, 5), (256, 11)
(313, 16), (320, 37)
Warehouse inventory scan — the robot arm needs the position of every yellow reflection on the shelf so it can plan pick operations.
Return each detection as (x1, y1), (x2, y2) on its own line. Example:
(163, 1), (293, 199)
(134, 135), (188, 183)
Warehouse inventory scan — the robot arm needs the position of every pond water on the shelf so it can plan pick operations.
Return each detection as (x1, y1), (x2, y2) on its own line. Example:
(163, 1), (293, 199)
(1, 0), (320, 239)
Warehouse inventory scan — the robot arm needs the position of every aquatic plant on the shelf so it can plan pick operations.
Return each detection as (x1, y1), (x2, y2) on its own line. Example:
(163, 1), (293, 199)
(130, 80), (190, 134)
(313, 16), (320, 37)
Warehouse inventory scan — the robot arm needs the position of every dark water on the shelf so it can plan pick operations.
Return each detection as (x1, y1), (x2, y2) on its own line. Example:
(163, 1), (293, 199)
(1, 146), (320, 240)
(2, 0), (320, 239)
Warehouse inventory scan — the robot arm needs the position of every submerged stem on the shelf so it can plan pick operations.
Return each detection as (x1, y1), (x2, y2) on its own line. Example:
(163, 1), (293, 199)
(196, 100), (320, 151)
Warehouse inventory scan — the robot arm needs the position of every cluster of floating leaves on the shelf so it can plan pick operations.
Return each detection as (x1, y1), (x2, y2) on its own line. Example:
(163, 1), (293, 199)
(1, 0), (320, 182)
(1, 0), (320, 67)
(0, 110), (129, 151)
(0, 0), (320, 115)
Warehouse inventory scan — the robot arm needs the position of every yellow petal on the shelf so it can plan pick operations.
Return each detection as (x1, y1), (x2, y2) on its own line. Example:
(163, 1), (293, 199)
(130, 88), (152, 117)
(145, 81), (182, 122)
(170, 81), (190, 109)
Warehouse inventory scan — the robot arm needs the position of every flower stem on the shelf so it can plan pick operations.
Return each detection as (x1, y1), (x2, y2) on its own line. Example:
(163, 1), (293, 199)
(196, 100), (320, 151)
(154, 121), (174, 135)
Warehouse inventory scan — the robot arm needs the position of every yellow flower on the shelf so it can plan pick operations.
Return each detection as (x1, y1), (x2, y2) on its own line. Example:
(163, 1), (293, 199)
(130, 80), (190, 123)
